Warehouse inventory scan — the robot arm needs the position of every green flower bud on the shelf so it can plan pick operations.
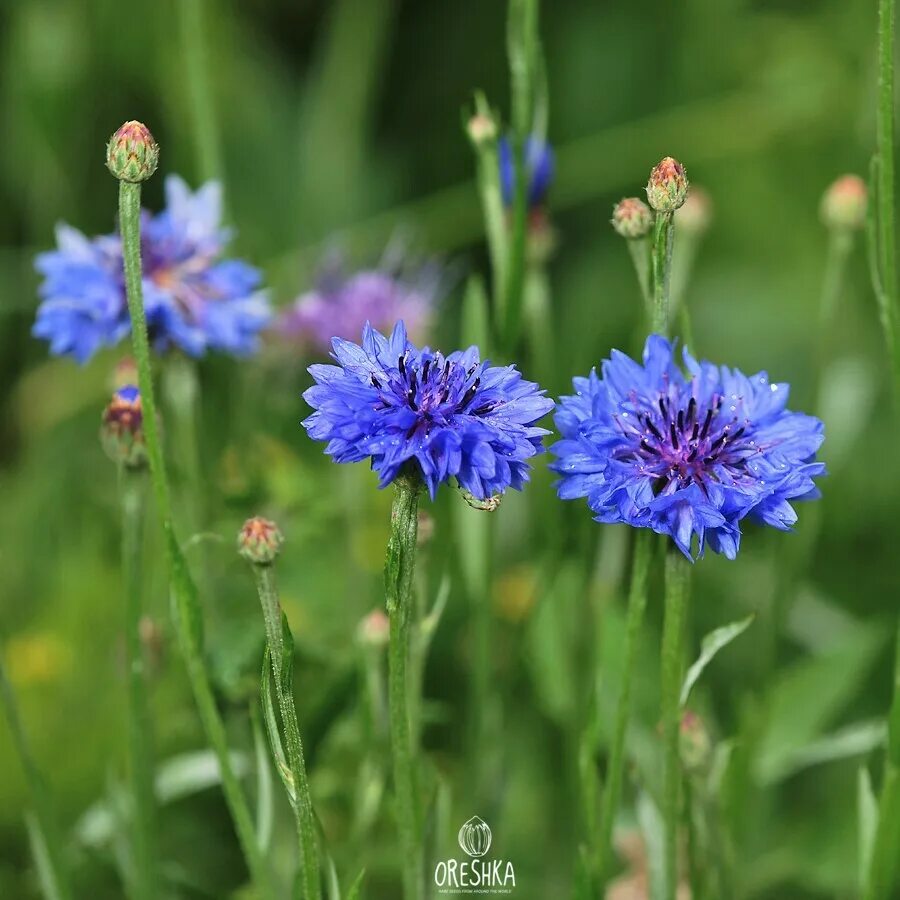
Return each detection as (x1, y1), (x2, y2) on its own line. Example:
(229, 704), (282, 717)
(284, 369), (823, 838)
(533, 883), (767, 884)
(106, 120), (159, 183)
(611, 197), (653, 239)
(646, 156), (689, 213)
(679, 710), (712, 773)
(101, 385), (147, 469)
(466, 113), (498, 147)
(238, 517), (284, 566)
(820, 174), (867, 231)
(357, 609), (390, 648)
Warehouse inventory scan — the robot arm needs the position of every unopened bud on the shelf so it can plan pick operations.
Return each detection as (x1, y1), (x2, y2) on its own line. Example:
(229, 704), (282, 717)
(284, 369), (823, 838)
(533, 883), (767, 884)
(675, 186), (713, 236)
(357, 609), (390, 648)
(466, 113), (497, 147)
(101, 385), (147, 469)
(238, 517), (284, 566)
(820, 174), (867, 231)
(679, 710), (712, 773)
(646, 156), (688, 213)
(106, 121), (159, 183)
(417, 510), (435, 547)
(611, 197), (653, 239)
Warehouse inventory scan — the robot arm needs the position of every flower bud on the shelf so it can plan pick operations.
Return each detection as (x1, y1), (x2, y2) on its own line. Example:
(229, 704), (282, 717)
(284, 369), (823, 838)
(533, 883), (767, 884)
(101, 385), (147, 469)
(357, 609), (390, 648)
(675, 186), (713, 236)
(679, 710), (712, 773)
(611, 197), (653, 239)
(466, 113), (498, 147)
(238, 517), (284, 566)
(646, 156), (688, 213)
(106, 121), (159, 183)
(113, 356), (139, 390)
(820, 174), (867, 231)
(417, 510), (435, 547)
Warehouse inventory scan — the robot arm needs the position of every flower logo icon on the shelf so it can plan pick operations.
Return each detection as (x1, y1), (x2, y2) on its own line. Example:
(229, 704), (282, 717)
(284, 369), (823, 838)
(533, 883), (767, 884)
(457, 816), (492, 858)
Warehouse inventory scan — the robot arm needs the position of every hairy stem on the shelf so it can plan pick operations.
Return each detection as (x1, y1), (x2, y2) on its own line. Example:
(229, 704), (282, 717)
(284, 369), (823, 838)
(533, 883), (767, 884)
(386, 476), (423, 900)
(254, 566), (321, 900)
(120, 469), (158, 900)
(660, 548), (690, 900)
(651, 212), (675, 335)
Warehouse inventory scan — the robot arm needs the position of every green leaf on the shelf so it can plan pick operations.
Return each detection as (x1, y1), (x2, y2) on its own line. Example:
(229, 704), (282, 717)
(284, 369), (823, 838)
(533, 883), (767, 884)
(260, 648), (294, 803)
(345, 869), (366, 900)
(251, 709), (274, 853)
(681, 615), (754, 707)
(637, 790), (667, 900)
(759, 719), (886, 785)
(25, 812), (67, 900)
(859, 766), (879, 893)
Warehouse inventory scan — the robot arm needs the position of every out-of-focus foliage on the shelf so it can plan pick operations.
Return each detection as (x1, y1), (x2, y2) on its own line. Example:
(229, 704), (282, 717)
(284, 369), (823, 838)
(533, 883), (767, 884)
(0, 1), (898, 898)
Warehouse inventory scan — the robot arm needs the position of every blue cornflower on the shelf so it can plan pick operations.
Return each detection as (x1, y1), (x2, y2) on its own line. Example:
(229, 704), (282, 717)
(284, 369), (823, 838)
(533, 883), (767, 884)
(552, 336), (825, 560)
(499, 135), (554, 208)
(302, 321), (555, 499)
(34, 175), (269, 363)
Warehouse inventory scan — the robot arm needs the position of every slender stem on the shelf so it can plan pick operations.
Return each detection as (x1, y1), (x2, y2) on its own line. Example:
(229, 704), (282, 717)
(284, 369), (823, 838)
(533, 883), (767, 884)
(502, 0), (539, 351)
(877, 0), (896, 318)
(660, 547), (690, 900)
(596, 530), (652, 883)
(118, 181), (274, 899)
(820, 230), (854, 330)
(178, 0), (224, 184)
(254, 566), (321, 900)
(120, 469), (158, 900)
(385, 476), (422, 900)
(651, 212), (675, 335)
(0, 656), (73, 900)
(626, 237), (652, 319)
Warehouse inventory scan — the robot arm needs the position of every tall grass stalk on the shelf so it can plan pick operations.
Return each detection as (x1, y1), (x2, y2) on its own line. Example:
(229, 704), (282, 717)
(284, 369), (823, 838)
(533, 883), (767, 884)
(595, 530), (651, 884)
(865, 2), (900, 896)
(119, 469), (158, 900)
(178, 0), (224, 184)
(117, 177), (275, 900)
(0, 656), (73, 900)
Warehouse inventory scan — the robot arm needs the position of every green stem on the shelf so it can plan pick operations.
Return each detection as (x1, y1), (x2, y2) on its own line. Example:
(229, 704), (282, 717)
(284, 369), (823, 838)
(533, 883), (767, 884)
(385, 476), (423, 900)
(660, 547), (690, 900)
(626, 237), (652, 320)
(865, 620), (900, 899)
(118, 180), (274, 899)
(502, 0), (539, 352)
(120, 469), (158, 900)
(254, 566), (321, 900)
(178, 0), (224, 184)
(651, 212), (675, 335)
(596, 530), (651, 884)
(0, 655), (73, 900)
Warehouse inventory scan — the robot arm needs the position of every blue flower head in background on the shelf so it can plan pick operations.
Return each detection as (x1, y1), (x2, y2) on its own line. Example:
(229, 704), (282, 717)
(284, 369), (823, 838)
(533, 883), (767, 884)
(34, 175), (269, 363)
(552, 336), (825, 560)
(302, 321), (555, 499)
(499, 135), (554, 209)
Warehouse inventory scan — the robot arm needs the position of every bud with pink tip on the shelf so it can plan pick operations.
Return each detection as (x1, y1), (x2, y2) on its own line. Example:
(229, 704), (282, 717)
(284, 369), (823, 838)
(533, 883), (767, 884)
(357, 609), (390, 648)
(611, 197), (653, 239)
(238, 517), (284, 566)
(101, 385), (147, 469)
(466, 113), (498, 147)
(106, 120), (159, 183)
(646, 156), (689, 213)
(820, 174), (867, 231)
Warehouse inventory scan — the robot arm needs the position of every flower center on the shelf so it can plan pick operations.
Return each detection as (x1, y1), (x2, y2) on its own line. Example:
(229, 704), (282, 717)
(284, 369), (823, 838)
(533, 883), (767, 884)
(620, 393), (756, 492)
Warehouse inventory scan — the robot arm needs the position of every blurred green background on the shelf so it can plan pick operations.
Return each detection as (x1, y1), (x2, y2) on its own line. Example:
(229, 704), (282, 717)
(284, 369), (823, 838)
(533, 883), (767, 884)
(1, 0), (898, 897)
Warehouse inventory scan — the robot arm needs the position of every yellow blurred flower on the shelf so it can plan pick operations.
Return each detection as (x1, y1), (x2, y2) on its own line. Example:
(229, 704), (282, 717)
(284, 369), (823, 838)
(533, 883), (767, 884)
(493, 566), (538, 624)
(5, 632), (73, 685)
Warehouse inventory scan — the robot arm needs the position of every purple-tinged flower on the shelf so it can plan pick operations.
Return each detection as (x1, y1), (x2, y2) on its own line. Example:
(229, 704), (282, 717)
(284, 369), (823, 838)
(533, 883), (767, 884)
(33, 175), (269, 363)
(279, 265), (435, 354)
(552, 336), (825, 560)
(499, 136), (554, 208)
(302, 321), (554, 500)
